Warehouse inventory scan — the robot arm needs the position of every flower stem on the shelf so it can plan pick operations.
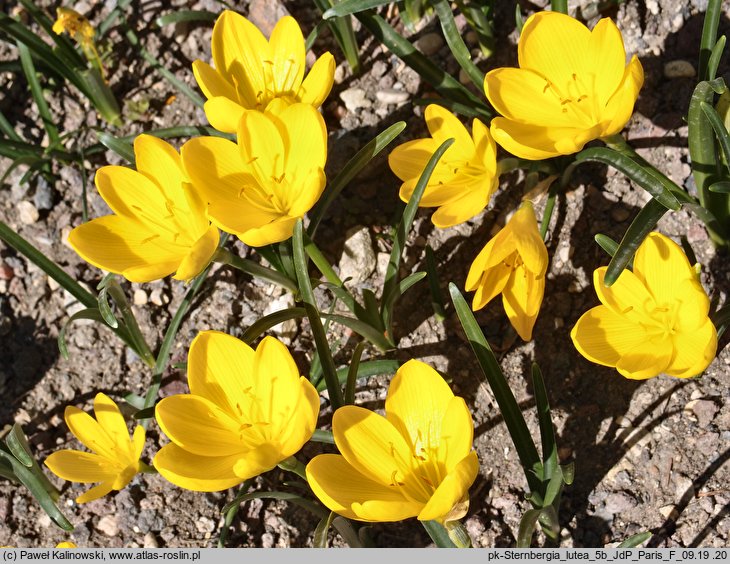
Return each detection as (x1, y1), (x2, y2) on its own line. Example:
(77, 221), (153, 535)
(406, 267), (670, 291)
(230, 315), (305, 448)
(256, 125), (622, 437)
(278, 456), (307, 481)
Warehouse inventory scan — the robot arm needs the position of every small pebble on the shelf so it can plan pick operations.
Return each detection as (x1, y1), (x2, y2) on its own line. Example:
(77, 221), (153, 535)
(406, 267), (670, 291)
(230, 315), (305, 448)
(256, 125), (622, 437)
(143, 532), (159, 548)
(375, 89), (409, 105)
(133, 289), (148, 306)
(33, 177), (54, 211)
(340, 88), (371, 111)
(18, 201), (39, 225)
(664, 60), (695, 79)
(96, 515), (120, 536)
(415, 32), (444, 56)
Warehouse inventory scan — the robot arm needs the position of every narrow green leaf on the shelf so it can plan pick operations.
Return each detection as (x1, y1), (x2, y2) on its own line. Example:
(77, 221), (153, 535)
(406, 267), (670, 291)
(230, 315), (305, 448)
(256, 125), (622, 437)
(6, 424), (34, 467)
(532, 364), (557, 481)
(618, 531), (652, 548)
(0, 108), (23, 141)
(221, 490), (326, 518)
(361, 289), (386, 332)
(318, 359), (400, 392)
(550, 0), (568, 14)
(124, 393), (146, 410)
(708, 35), (726, 82)
(58, 308), (104, 359)
(156, 10), (217, 27)
(604, 198), (668, 285)
(421, 520), (458, 548)
(17, 41), (60, 146)
(432, 0), (485, 89)
(132, 406), (155, 420)
(449, 283), (541, 493)
(314, 512), (337, 548)
(215, 248), (298, 293)
(345, 341), (366, 405)
(321, 313), (393, 352)
(308, 121), (406, 235)
(305, 20), (330, 51)
(412, 96), (488, 119)
(425, 245), (446, 321)
(0, 448), (72, 531)
(17, 0), (86, 69)
(240, 307), (306, 344)
(517, 508), (542, 548)
(97, 287), (119, 329)
(700, 101), (730, 171)
(217, 480), (253, 548)
(313, 0), (361, 73)
(709, 181), (730, 192)
(95, 132), (135, 164)
(322, 0), (390, 17)
(542, 466), (565, 507)
(310, 429), (335, 444)
(106, 280), (155, 367)
(538, 505), (561, 542)
(80, 68), (121, 125)
(293, 220), (345, 409)
(594, 233), (619, 257)
(575, 147), (681, 211)
(515, 6), (524, 33)
(332, 516), (364, 548)
(381, 138), (454, 338)
(561, 462), (575, 485)
(699, 0), (722, 80)
(380, 271), (427, 330)
(356, 11), (491, 117)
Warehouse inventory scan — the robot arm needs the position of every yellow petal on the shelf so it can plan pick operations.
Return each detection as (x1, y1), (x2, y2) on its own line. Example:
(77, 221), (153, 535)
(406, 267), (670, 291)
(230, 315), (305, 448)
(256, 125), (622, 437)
(467, 258), (512, 311)
(203, 97), (246, 134)
(510, 203), (549, 276)
(490, 117), (602, 160)
(275, 377), (321, 458)
(286, 168), (326, 218)
(667, 319), (717, 378)
(75, 481), (114, 504)
(153, 443), (243, 492)
(44, 450), (117, 483)
(211, 10), (269, 109)
(600, 56), (644, 136)
(424, 105), (474, 157)
(297, 52), (335, 107)
(186, 331), (255, 419)
(132, 426), (146, 460)
(593, 266), (654, 316)
(333, 406), (415, 489)
(269, 16), (305, 93)
(306, 454), (421, 522)
(616, 338), (672, 380)
(238, 110), (285, 183)
(485, 68), (577, 128)
(502, 266), (543, 341)
(240, 216), (299, 247)
(55, 542), (77, 549)
(94, 165), (168, 221)
(251, 336), (303, 428)
(155, 395), (246, 456)
(632, 232), (697, 308)
(133, 135), (185, 202)
(570, 306), (649, 369)
(440, 397), (475, 471)
(431, 184), (492, 228)
(473, 118), (498, 174)
(417, 450), (478, 522)
(67, 216), (182, 283)
(192, 59), (238, 100)
(586, 18), (629, 109)
(389, 138), (441, 182)
(92, 393), (133, 460)
(385, 360), (453, 455)
(278, 103), (327, 177)
(173, 225), (219, 281)
(64, 405), (118, 459)
(517, 12), (591, 87)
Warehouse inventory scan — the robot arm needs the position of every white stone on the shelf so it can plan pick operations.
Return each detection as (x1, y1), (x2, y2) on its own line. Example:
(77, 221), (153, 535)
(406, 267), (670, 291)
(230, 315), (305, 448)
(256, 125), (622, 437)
(96, 514), (120, 536)
(375, 89), (409, 105)
(338, 227), (376, 286)
(18, 200), (39, 225)
(340, 88), (371, 111)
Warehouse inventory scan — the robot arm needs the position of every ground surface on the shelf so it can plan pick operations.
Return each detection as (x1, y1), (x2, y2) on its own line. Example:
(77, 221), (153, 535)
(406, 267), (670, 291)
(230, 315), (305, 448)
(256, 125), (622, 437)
(1, 0), (730, 549)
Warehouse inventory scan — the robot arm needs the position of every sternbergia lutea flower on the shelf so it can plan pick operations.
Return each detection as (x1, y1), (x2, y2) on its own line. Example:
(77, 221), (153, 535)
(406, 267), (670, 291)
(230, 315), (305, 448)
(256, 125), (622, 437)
(388, 104), (499, 228)
(67, 135), (219, 283)
(571, 232), (717, 379)
(154, 331), (320, 491)
(44, 393), (145, 504)
(484, 11), (644, 159)
(307, 360), (478, 524)
(465, 201), (548, 341)
(181, 101), (327, 247)
(193, 11), (335, 133)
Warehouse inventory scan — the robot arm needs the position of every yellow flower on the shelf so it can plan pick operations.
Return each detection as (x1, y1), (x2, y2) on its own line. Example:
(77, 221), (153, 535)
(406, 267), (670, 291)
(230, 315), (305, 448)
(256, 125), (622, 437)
(306, 360), (478, 523)
(193, 11), (335, 133)
(484, 11), (644, 160)
(465, 201), (548, 341)
(388, 104), (499, 228)
(55, 542), (77, 548)
(181, 102), (327, 247)
(44, 393), (145, 504)
(571, 233), (717, 379)
(68, 135), (219, 283)
(153, 331), (320, 492)
(52, 7), (95, 47)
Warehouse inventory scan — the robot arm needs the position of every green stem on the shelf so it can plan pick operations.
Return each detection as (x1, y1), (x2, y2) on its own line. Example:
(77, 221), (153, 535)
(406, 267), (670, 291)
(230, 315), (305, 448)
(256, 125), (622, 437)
(422, 521), (458, 548)
(215, 248), (298, 294)
(550, 0), (568, 14)
(303, 233), (344, 287)
(277, 456), (308, 481)
(106, 280), (156, 368)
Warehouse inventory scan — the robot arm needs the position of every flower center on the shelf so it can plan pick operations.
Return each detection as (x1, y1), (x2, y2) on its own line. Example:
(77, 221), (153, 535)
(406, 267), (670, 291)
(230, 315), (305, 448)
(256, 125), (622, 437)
(255, 58), (301, 110)
(543, 73), (598, 124)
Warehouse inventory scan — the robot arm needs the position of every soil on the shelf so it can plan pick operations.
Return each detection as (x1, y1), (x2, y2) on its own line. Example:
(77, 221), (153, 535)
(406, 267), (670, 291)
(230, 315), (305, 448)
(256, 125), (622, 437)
(1, 0), (730, 549)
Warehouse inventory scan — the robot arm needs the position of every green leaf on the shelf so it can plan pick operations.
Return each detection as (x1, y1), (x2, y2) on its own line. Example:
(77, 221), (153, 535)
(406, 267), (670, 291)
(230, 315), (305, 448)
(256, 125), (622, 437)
(532, 364), (557, 480)
(449, 283), (542, 494)
(318, 359), (400, 392)
(431, 0), (485, 89)
(709, 181), (730, 193)
(58, 308), (104, 359)
(594, 233), (619, 258)
(132, 406), (156, 420)
(617, 531), (652, 548)
(155, 10), (217, 27)
(380, 271), (427, 331)
(17, 40), (60, 146)
(421, 520), (458, 548)
(240, 307), (306, 345)
(381, 138), (454, 338)
(551, 0), (568, 14)
(323, 0), (390, 17)
(699, 0), (723, 81)
(425, 245), (446, 321)
(308, 121), (406, 235)
(574, 147), (681, 211)
(321, 313), (393, 352)
(708, 35), (726, 82)
(314, 512), (337, 548)
(345, 341), (366, 405)
(222, 490), (326, 518)
(332, 516), (364, 548)
(305, 20), (330, 51)
(6, 424), (34, 467)
(310, 429), (335, 444)
(215, 248), (298, 293)
(700, 101), (730, 172)
(516, 508), (542, 548)
(97, 286), (119, 329)
(293, 220), (345, 409)
(96, 132), (136, 165)
(515, 5), (524, 33)
(542, 466), (565, 507)
(313, 0), (361, 73)
(604, 198), (668, 285)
